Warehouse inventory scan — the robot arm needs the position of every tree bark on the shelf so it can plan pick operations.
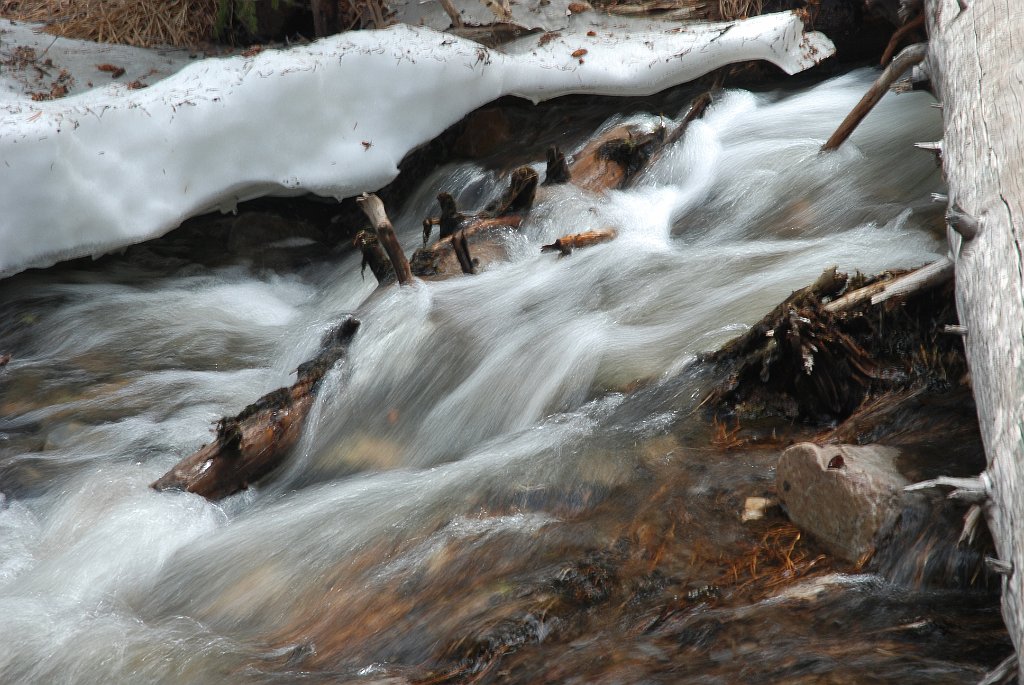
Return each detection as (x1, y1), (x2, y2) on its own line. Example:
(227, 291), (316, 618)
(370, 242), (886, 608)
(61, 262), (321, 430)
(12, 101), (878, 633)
(924, 0), (1024, 673)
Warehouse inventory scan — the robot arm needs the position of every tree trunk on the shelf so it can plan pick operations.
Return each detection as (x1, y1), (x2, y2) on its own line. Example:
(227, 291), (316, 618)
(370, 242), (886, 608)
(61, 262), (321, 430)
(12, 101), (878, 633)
(924, 0), (1024, 672)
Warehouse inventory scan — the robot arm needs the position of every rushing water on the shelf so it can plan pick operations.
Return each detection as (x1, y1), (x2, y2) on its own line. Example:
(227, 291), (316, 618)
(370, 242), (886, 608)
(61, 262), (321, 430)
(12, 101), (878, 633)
(0, 70), (1009, 683)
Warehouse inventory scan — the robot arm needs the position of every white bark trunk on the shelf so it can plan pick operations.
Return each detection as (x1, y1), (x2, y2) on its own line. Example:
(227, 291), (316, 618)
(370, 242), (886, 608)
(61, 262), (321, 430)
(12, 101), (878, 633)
(924, 0), (1024, 672)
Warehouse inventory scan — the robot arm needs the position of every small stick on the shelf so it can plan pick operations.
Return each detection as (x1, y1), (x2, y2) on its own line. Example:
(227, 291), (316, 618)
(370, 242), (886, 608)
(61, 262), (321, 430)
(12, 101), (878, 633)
(437, 192), (465, 240)
(438, 0), (464, 27)
(880, 12), (925, 66)
(358, 193), (413, 285)
(821, 43), (927, 152)
(904, 473), (990, 503)
(985, 556), (1013, 576)
(978, 654), (1017, 685)
(541, 228), (617, 256)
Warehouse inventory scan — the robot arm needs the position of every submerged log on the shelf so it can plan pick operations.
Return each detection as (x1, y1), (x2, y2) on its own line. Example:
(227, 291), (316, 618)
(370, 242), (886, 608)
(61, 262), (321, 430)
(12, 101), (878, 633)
(152, 317), (361, 500)
(924, 0), (1024, 671)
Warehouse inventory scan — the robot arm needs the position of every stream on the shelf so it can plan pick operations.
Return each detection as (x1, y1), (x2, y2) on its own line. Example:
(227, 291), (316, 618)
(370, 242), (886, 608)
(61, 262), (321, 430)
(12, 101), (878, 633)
(0, 68), (1010, 683)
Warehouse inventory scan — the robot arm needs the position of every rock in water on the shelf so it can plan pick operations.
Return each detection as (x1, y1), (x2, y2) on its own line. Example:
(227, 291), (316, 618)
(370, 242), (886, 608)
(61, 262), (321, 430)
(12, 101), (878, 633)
(776, 443), (907, 563)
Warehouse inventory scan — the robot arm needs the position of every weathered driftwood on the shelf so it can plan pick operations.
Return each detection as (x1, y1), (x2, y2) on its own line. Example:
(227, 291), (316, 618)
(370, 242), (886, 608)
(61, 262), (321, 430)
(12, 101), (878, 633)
(820, 43), (927, 152)
(924, 0), (1024, 672)
(152, 317), (361, 500)
(822, 256), (953, 312)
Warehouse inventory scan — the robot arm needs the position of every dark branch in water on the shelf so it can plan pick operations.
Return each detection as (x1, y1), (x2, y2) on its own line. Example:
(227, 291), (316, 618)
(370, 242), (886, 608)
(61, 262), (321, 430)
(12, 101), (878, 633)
(543, 146), (571, 185)
(152, 316), (361, 500)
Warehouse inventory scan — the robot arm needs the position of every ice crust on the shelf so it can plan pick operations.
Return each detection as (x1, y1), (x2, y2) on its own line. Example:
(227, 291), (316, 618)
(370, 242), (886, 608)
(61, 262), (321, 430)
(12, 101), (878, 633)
(0, 13), (833, 277)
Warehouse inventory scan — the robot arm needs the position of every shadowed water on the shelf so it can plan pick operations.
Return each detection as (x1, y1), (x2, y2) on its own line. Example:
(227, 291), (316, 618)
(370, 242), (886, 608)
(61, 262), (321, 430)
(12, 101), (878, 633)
(0, 70), (1008, 683)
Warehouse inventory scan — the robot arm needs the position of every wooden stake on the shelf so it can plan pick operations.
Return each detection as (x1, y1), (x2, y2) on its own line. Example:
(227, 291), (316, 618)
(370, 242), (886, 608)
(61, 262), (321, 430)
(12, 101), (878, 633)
(358, 193), (413, 285)
(353, 230), (396, 286)
(821, 43), (927, 152)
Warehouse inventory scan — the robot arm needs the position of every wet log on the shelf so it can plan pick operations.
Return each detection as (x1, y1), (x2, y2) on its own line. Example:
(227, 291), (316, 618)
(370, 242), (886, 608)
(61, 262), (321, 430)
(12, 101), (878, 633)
(924, 0), (1024, 672)
(152, 317), (361, 500)
(413, 119), (679, 279)
(570, 122), (667, 193)
(543, 146), (571, 186)
(410, 168), (535, 278)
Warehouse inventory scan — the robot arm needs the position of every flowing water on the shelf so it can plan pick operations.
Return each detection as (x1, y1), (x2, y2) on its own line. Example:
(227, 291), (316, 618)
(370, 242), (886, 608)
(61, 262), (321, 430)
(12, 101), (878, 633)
(0, 70), (1009, 683)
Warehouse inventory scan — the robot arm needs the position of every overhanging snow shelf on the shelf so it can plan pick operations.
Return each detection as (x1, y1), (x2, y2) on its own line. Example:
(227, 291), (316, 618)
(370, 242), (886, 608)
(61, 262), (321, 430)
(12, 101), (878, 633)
(0, 12), (833, 277)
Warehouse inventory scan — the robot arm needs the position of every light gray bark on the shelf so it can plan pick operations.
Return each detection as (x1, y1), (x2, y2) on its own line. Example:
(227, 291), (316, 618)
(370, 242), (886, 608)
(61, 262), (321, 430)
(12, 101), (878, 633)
(924, 0), (1024, 673)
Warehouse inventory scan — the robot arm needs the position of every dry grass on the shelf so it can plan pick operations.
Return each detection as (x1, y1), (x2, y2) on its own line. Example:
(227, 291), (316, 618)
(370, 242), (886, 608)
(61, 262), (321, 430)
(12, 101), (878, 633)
(716, 0), (761, 20)
(1, 0), (220, 48)
(720, 523), (832, 599)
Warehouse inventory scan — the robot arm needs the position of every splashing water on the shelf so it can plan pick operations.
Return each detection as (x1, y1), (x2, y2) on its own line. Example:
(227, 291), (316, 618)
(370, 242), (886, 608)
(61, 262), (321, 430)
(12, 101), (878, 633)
(0, 70), (1007, 683)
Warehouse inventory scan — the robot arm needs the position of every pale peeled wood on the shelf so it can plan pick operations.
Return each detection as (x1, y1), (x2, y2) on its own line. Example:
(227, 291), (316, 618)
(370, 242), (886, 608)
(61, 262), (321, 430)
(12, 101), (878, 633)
(925, 0), (1024, 672)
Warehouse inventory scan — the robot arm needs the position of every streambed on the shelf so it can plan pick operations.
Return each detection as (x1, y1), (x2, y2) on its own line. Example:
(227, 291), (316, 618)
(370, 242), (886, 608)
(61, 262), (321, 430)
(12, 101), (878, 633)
(0, 69), (1009, 683)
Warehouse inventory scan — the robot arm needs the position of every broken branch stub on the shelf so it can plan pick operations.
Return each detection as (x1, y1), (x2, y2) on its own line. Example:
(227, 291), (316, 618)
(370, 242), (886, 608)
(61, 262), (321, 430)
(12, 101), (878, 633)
(358, 193), (413, 285)
(152, 316), (361, 500)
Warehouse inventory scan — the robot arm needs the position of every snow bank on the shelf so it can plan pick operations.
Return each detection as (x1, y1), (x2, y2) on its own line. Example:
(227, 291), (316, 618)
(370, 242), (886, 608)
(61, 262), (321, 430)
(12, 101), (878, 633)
(0, 13), (833, 277)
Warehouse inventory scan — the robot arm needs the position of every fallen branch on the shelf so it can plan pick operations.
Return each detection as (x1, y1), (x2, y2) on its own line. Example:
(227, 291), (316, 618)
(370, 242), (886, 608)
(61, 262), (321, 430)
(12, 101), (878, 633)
(820, 43), (927, 152)
(152, 317), (361, 500)
(869, 256), (953, 305)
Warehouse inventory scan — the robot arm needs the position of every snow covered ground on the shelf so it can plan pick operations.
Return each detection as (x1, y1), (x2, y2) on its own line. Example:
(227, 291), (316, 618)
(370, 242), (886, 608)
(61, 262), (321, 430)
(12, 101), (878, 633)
(0, 12), (833, 277)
